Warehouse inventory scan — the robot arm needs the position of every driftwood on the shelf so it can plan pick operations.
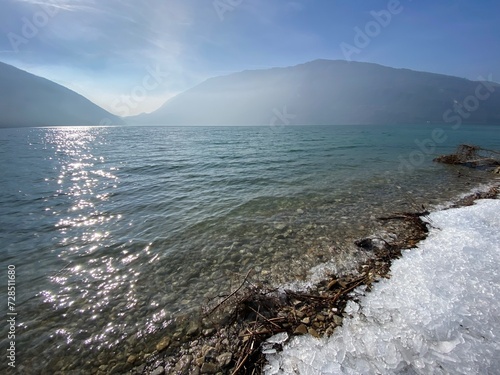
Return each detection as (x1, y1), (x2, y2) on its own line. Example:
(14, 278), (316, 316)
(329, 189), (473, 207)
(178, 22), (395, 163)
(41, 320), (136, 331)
(377, 211), (430, 221)
(451, 186), (499, 208)
(434, 144), (500, 170)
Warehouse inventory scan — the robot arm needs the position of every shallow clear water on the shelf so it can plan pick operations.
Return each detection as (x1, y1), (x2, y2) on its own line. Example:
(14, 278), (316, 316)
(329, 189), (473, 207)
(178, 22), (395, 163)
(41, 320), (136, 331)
(0, 124), (498, 373)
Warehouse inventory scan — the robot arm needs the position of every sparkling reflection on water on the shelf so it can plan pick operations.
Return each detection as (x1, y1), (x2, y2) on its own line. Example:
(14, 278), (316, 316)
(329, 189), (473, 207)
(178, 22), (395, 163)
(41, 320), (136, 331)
(0, 125), (498, 373)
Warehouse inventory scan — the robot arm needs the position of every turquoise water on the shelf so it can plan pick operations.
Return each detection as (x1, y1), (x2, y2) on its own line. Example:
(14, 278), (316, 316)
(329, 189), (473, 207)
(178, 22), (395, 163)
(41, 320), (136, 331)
(0, 124), (498, 373)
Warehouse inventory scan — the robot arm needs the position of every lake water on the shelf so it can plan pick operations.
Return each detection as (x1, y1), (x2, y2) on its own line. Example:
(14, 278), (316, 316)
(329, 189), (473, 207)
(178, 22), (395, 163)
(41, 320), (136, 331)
(0, 124), (498, 374)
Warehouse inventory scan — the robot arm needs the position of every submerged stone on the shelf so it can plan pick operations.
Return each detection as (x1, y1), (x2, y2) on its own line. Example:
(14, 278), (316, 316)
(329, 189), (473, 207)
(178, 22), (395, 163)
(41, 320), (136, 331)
(156, 337), (171, 352)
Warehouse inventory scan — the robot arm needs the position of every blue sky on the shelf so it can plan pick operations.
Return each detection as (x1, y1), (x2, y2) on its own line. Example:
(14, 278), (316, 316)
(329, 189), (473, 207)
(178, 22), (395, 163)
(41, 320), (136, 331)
(1, 0), (499, 116)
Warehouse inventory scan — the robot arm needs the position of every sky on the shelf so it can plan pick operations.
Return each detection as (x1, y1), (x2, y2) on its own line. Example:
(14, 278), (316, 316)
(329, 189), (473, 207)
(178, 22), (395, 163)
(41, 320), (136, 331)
(1, 0), (500, 116)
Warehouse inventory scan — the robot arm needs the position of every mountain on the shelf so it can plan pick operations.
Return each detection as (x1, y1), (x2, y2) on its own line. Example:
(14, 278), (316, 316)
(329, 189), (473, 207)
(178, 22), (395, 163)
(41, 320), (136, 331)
(0, 61), (123, 128)
(127, 59), (500, 126)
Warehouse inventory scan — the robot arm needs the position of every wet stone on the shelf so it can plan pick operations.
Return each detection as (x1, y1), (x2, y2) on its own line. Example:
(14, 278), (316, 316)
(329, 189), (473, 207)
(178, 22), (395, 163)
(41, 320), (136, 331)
(187, 320), (200, 337)
(156, 336), (171, 352)
(203, 347), (217, 362)
(333, 314), (343, 325)
(308, 327), (320, 338)
(294, 324), (308, 335)
(127, 355), (137, 364)
(200, 362), (219, 374)
(203, 328), (215, 336)
(217, 352), (232, 368)
(274, 223), (286, 231)
(174, 354), (193, 373)
(97, 352), (108, 363)
(150, 366), (165, 375)
(134, 364), (145, 373)
(109, 363), (126, 374)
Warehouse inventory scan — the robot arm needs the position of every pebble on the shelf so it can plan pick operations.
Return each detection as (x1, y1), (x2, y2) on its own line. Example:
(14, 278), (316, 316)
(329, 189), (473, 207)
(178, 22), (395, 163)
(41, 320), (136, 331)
(174, 354), (193, 373)
(333, 314), (343, 325)
(134, 364), (145, 373)
(156, 337), (171, 352)
(200, 362), (218, 374)
(308, 327), (320, 338)
(217, 352), (232, 368)
(201, 345), (216, 358)
(294, 324), (308, 335)
(109, 363), (126, 374)
(274, 223), (286, 231)
(150, 366), (165, 375)
(203, 328), (215, 337)
(97, 352), (108, 363)
(126, 355), (137, 364)
(187, 321), (200, 337)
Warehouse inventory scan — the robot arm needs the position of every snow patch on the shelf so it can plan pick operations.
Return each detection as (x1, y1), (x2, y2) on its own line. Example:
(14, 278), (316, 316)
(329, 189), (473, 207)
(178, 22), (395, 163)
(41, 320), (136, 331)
(265, 199), (500, 374)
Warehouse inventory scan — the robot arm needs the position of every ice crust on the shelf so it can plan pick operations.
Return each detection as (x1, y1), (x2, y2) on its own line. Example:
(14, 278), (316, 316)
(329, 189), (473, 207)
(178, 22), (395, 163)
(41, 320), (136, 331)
(265, 199), (500, 374)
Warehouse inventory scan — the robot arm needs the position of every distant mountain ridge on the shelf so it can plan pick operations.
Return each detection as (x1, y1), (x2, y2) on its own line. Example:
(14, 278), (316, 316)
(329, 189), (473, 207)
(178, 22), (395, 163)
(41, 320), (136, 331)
(0, 61), (123, 128)
(127, 59), (500, 126)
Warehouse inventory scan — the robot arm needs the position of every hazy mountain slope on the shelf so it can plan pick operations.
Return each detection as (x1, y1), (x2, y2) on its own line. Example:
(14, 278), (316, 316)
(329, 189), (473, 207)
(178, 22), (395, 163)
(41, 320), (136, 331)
(0, 61), (123, 128)
(128, 60), (500, 126)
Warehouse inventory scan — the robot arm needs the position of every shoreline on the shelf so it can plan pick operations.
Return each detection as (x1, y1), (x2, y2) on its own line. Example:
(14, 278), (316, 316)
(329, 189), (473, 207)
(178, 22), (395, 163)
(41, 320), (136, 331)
(266, 188), (500, 373)
(129, 180), (499, 375)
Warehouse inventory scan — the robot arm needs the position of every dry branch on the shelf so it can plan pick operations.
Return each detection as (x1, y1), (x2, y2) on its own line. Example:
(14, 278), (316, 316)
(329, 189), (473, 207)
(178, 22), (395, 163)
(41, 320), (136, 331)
(207, 269), (254, 317)
(434, 144), (500, 169)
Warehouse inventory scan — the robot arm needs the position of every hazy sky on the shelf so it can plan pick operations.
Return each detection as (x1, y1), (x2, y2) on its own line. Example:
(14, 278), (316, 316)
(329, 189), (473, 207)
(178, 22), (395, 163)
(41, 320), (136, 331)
(1, 0), (499, 116)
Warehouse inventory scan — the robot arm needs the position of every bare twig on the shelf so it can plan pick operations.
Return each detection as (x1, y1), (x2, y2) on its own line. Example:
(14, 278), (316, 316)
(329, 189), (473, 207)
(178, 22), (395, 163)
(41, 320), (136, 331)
(247, 306), (282, 329)
(232, 342), (251, 375)
(207, 269), (253, 316)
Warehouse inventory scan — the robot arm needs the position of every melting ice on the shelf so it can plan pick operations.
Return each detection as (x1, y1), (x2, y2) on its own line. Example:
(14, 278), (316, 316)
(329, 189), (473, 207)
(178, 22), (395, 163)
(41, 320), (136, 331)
(265, 199), (500, 374)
